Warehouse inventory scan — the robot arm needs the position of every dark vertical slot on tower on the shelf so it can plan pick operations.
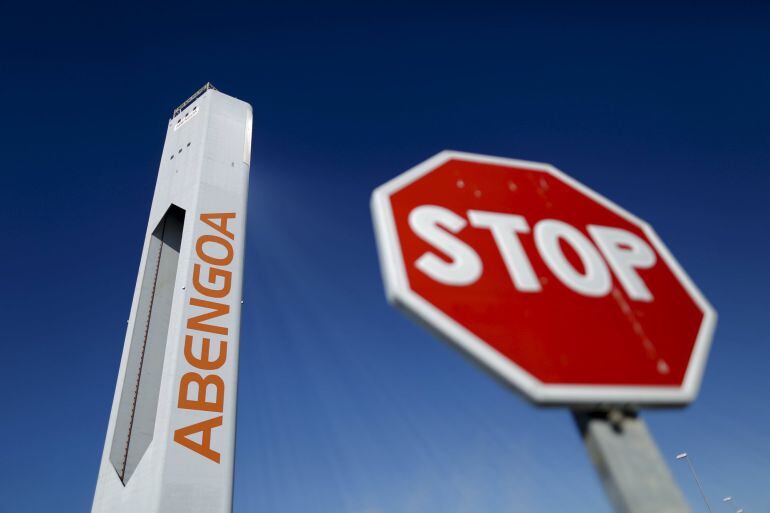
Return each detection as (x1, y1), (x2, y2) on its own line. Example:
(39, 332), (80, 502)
(109, 205), (185, 484)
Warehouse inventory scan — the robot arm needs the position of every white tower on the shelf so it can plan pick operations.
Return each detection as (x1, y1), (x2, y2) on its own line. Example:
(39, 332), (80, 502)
(92, 84), (252, 513)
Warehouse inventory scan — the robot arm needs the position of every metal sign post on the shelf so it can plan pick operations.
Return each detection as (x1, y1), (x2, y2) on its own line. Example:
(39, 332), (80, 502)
(574, 410), (691, 513)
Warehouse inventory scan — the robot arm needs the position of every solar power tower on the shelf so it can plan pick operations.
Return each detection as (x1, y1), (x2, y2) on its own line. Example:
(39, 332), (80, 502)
(92, 84), (252, 513)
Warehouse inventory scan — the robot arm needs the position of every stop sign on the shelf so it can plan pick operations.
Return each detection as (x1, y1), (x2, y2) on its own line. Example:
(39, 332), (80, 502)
(372, 151), (716, 406)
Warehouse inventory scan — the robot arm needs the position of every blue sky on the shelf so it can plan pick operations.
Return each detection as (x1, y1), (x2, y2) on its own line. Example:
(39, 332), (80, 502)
(1, 1), (769, 512)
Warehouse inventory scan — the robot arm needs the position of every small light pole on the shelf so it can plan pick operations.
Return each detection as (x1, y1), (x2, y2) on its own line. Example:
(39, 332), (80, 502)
(723, 496), (744, 513)
(676, 452), (714, 513)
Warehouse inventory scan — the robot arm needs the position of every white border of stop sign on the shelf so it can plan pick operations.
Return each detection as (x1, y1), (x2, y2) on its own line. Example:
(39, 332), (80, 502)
(371, 150), (716, 407)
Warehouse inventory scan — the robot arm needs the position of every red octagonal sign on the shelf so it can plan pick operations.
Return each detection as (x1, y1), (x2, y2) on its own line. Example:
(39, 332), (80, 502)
(372, 151), (716, 406)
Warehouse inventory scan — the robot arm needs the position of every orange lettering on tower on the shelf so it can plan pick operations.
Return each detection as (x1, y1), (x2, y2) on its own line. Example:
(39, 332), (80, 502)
(173, 416), (223, 463)
(174, 212), (238, 464)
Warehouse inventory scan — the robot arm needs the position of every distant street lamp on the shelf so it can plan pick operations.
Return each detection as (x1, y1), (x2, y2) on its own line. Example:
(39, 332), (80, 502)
(723, 495), (744, 513)
(676, 452), (714, 513)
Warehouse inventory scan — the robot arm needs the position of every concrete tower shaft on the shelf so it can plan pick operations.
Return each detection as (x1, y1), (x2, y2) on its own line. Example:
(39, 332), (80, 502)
(92, 85), (252, 513)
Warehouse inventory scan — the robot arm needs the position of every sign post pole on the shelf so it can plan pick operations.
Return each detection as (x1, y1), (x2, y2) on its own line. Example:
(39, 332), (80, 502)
(573, 409), (691, 513)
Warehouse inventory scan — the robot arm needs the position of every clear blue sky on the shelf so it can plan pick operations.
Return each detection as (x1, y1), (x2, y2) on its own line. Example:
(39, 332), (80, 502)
(2, 2), (769, 512)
